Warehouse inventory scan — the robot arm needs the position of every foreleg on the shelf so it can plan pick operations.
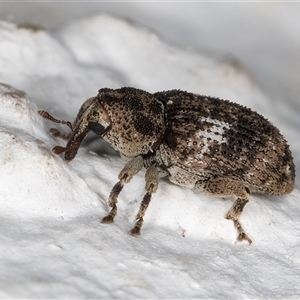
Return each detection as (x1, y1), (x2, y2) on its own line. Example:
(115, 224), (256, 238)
(101, 156), (144, 224)
(130, 165), (159, 236)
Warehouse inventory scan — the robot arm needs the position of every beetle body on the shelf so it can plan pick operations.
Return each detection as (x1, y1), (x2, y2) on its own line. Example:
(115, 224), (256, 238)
(39, 87), (295, 243)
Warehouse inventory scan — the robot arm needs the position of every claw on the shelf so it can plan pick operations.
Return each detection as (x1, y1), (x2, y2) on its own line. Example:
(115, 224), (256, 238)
(237, 232), (252, 245)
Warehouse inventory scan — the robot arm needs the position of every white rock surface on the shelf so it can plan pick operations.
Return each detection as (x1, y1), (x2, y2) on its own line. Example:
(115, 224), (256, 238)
(0, 15), (299, 299)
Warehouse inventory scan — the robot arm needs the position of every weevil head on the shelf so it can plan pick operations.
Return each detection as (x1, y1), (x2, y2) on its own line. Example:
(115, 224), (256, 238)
(56, 87), (165, 161)
(62, 96), (112, 161)
(96, 87), (165, 158)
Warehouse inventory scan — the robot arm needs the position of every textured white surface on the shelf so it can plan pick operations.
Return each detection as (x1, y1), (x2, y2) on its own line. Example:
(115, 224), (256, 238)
(0, 13), (299, 299)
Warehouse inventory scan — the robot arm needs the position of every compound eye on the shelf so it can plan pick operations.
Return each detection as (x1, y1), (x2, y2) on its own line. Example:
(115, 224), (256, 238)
(88, 122), (107, 135)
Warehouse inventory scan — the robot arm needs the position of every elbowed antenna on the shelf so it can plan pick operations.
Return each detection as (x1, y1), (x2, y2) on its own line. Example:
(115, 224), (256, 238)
(38, 96), (112, 162)
(62, 99), (100, 161)
(38, 110), (73, 131)
(63, 127), (91, 161)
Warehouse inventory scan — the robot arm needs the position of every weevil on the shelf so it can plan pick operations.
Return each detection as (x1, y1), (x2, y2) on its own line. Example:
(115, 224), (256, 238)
(38, 87), (295, 244)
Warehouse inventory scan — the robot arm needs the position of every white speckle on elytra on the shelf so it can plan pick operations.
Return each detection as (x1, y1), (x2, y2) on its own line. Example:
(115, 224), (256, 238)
(201, 117), (230, 129)
(186, 118), (230, 162)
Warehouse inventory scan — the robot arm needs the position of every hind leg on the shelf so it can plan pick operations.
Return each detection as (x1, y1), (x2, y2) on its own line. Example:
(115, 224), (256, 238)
(195, 178), (252, 244)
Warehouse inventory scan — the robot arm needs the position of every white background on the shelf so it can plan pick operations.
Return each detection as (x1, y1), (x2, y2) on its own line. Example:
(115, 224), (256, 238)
(0, 2), (300, 299)
(1, 1), (300, 105)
